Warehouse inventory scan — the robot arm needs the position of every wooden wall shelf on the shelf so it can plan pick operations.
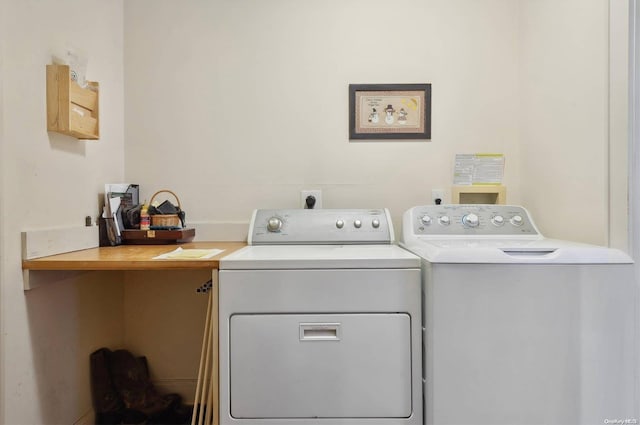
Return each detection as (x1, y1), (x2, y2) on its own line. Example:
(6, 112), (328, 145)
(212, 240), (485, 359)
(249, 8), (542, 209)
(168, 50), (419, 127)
(46, 64), (99, 140)
(452, 185), (506, 204)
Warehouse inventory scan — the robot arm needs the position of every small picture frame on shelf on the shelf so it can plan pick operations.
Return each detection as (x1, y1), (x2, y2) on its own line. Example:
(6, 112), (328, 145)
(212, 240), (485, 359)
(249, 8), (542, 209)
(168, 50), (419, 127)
(349, 83), (431, 140)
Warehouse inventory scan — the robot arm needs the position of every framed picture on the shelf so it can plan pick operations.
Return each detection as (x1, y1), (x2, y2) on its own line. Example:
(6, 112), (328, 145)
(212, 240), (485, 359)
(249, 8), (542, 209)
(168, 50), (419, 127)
(349, 83), (431, 140)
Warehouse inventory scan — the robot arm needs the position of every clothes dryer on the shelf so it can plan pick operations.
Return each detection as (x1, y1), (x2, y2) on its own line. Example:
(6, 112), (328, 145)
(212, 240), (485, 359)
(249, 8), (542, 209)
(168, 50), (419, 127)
(219, 208), (422, 425)
(401, 204), (636, 425)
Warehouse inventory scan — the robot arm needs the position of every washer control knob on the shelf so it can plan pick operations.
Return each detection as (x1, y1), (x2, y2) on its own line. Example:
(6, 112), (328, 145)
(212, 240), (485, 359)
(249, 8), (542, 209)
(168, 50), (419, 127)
(336, 219), (344, 229)
(420, 215), (432, 225)
(372, 219), (380, 228)
(439, 216), (451, 226)
(510, 215), (524, 226)
(462, 213), (480, 228)
(354, 219), (362, 228)
(267, 217), (282, 232)
(491, 215), (505, 226)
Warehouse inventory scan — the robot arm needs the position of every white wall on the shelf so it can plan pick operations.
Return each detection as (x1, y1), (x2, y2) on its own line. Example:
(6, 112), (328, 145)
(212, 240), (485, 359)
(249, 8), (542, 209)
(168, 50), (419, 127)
(519, 0), (626, 245)
(123, 270), (212, 400)
(123, 0), (627, 247)
(124, 0), (523, 233)
(0, 0), (126, 423)
(609, 0), (631, 251)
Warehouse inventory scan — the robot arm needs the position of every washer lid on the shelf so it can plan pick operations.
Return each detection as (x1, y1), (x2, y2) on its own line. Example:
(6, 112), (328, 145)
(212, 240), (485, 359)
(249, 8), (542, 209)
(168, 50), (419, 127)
(401, 238), (633, 264)
(220, 245), (420, 270)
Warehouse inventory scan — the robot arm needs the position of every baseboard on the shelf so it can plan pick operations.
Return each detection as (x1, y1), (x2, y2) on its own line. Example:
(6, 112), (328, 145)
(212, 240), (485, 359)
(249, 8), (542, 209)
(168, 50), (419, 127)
(154, 378), (198, 403)
(73, 408), (95, 425)
(72, 381), (196, 424)
(71, 380), (193, 424)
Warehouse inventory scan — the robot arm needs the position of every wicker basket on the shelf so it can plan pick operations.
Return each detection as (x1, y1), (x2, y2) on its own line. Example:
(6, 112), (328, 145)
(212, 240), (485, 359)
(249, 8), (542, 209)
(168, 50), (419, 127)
(149, 189), (182, 228)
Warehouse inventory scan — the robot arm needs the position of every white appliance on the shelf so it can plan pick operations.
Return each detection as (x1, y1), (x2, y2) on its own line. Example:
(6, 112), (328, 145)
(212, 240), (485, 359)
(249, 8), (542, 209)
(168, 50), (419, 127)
(219, 208), (422, 425)
(401, 204), (637, 425)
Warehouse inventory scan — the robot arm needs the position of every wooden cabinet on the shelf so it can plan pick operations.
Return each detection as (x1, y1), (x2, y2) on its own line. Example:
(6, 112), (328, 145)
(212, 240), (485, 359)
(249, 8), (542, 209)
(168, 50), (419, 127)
(46, 64), (99, 140)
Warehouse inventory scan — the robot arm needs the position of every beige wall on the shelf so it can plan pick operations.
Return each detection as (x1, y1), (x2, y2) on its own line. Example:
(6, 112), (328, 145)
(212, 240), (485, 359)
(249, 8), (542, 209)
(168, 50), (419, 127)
(123, 0), (627, 247)
(123, 270), (213, 400)
(519, 0), (628, 246)
(0, 0), (126, 423)
(123, 0), (524, 233)
(609, 0), (630, 251)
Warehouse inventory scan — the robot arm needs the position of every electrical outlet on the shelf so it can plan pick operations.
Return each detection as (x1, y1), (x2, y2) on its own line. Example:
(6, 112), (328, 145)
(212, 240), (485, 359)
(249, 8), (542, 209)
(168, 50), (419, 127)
(301, 190), (322, 209)
(432, 189), (445, 204)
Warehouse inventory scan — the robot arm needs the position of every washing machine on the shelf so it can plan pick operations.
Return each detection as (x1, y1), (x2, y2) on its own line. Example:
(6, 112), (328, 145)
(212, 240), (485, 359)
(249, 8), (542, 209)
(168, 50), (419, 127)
(219, 208), (422, 425)
(401, 204), (637, 425)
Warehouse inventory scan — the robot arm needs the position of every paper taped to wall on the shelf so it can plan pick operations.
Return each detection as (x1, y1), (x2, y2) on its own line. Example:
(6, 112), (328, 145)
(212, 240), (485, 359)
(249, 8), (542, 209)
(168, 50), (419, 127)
(453, 153), (505, 185)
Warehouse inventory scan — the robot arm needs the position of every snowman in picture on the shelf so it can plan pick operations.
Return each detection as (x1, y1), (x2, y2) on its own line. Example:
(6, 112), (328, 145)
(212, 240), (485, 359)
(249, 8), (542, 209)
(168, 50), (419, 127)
(384, 104), (395, 125)
(368, 108), (379, 124)
(398, 108), (408, 124)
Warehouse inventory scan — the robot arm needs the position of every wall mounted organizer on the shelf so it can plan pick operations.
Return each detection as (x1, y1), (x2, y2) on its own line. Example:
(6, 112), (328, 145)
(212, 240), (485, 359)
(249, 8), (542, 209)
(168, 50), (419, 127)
(46, 64), (99, 140)
(452, 185), (506, 204)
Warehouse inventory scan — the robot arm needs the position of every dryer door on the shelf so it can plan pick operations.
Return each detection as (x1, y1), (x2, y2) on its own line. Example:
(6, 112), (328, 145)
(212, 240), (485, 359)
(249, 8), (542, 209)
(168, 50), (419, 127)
(229, 313), (412, 419)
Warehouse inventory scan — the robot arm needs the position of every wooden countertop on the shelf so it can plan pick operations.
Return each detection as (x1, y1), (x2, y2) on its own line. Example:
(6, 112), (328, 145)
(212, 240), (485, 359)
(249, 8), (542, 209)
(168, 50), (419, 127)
(22, 242), (247, 271)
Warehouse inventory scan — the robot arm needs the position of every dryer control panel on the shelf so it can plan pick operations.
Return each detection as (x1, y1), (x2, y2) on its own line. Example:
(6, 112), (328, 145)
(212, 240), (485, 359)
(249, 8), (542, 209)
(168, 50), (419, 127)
(406, 204), (540, 237)
(249, 208), (394, 245)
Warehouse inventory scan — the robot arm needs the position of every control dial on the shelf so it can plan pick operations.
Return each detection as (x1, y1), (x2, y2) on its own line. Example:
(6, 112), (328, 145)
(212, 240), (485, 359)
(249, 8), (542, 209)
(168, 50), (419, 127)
(372, 219), (380, 228)
(438, 216), (451, 226)
(462, 213), (480, 228)
(420, 215), (433, 226)
(336, 219), (344, 229)
(491, 215), (505, 226)
(510, 215), (524, 226)
(267, 217), (283, 232)
(354, 219), (362, 228)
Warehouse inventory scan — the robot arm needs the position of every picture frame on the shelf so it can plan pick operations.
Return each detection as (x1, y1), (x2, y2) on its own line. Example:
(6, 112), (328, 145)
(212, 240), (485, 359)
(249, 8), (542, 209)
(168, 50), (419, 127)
(349, 83), (431, 140)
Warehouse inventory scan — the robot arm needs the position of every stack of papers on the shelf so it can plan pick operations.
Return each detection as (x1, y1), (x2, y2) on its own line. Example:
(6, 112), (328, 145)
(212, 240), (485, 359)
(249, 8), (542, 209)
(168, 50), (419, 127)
(102, 183), (139, 246)
(153, 247), (224, 260)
